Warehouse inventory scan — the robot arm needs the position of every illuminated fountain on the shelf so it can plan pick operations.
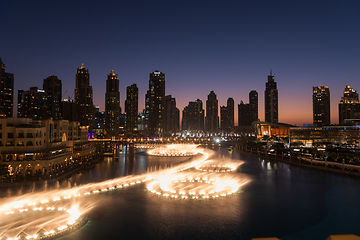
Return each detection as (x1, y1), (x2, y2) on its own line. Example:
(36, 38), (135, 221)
(147, 144), (200, 156)
(0, 146), (250, 240)
(147, 159), (249, 200)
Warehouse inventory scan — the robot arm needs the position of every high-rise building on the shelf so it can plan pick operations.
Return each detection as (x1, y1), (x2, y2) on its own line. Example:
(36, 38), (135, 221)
(220, 106), (228, 130)
(17, 90), (25, 118)
(105, 70), (120, 136)
(148, 70), (165, 136)
(339, 85), (360, 125)
(61, 99), (75, 122)
(313, 86), (330, 127)
(125, 84), (138, 133)
(249, 90), (258, 122)
(220, 98), (234, 131)
(205, 91), (219, 132)
(238, 101), (251, 126)
(43, 75), (62, 120)
(75, 63), (93, 129)
(17, 87), (47, 120)
(0, 58), (14, 117)
(265, 70), (278, 123)
(238, 90), (258, 127)
(182, 99), (204, 131)
(164, 95), (180, 133)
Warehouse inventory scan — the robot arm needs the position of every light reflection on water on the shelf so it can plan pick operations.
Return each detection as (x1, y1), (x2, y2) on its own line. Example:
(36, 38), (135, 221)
(2, 147), (360, 240)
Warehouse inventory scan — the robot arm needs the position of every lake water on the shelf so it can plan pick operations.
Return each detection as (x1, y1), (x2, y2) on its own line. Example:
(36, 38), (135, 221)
(2, 146), (360, 239)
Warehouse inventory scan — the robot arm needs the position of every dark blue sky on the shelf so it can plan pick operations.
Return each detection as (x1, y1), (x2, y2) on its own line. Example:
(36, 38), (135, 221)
(1, 0), (360, 125)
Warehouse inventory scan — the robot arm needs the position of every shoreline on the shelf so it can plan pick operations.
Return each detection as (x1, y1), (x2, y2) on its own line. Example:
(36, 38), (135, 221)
(237, 147), (360, 178)
(0, 156), (104, 188)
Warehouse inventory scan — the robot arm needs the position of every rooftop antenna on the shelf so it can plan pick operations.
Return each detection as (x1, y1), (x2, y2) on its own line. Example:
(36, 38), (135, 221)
(270, 69), (272, 76)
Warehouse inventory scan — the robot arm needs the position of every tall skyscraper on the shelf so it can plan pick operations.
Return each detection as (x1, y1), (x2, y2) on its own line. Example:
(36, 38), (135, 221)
(220, 106), (228, 130)
(264, 70), (278, 123)
(249, 90), (258, 122)
(313, 86), (330, 127)
(238, 90), (258, 127)
(125, 84), (138, 133)
(148, 70), (165, 136)
(164, 95), (180, 133)
(43, 75), (62, 120)
(75, 63), (93, 129)
(0, 58), (14, 117)
(238, 101), (251, 126)
(17, 87), (47, 120)
(205, 91), (219, 132)
(105, 70), (120, 136)
(220, 98), (234, 131)
(339, 85), (360, 125)
(182, 99), (204, 131)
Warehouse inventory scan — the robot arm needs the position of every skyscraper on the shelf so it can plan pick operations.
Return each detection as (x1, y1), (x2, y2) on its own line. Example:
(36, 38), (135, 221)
(227, 97), (234, 130)
(313, 86), (330, 127)
(249, 90), (258, 123)
(105, 70), (120, 136)
(43, 75), (62, 120)
(182, 99), (204, 131)
(220, 106), (228, 130)
(75, 63), (93, 129)
(164, 95), (179, 133)
(264, 70), (278, 123)
(339, 85), (360, 125)
(0, 58), (14, 117)
(125, 84), (138, 133)
(17, 87), (47, 120)
(148, 70), (165, 136)
(238, 90), (258, 127)
(238, 101), (251, 126)
(205, 91), (219, 132)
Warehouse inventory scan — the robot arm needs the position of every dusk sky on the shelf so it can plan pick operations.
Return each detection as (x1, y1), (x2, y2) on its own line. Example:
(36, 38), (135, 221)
(1, 0), (360, 126)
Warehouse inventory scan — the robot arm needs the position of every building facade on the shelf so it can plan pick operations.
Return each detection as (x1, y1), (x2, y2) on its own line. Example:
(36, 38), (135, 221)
(164, 95), (179, 133)
(125, 84), (138, 133)
(182, 99), (204, 131)
(17, 87), (47, 120)
(105, 70), (120, 136)
(75, 63), (93, 130)
(0, 58), (14, 117)
(43, 75), (62, 120)
(147, 71), (165, 136)
(313, 86), (330, 127)
(205, 91), (219, 132)
(339, 85), (360, 125)
(264, 70), (278, 123)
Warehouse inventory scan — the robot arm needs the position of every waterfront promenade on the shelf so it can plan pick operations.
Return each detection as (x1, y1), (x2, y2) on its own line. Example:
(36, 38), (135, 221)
(236, 145), (360, 178)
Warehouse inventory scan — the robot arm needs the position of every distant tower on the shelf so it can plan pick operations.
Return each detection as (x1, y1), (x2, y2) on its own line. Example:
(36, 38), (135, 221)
(264, 70), (278, 123)
(75, 63), (93, 129)
(220, 106), (228, 130)
(182, 99), (204, 131)
(338, 85), (360, 125)
(148, 70), (165, 136)
(125, 84), (138, 133)
(205, 91), (219, 132)
(18, 87), (47, 120)
(105, 70), (120, 136)
(43, 75), (62, 120)
(0, 58), (14, 117)
(313, 86), (330, 127)
(249, 90), (258, 123)
(227, 97), (234, 130)
(164, 95), (180, 133)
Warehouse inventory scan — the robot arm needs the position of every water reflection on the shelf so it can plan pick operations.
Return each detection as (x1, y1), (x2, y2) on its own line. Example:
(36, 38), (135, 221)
(0, 147), (191, 198)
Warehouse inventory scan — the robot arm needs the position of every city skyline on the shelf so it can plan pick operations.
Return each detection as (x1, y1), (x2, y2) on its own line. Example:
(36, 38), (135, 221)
(1, 1), (360, 126)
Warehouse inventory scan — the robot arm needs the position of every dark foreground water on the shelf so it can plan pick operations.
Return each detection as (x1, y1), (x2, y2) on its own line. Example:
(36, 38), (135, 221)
(2, 147), (360, 239)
